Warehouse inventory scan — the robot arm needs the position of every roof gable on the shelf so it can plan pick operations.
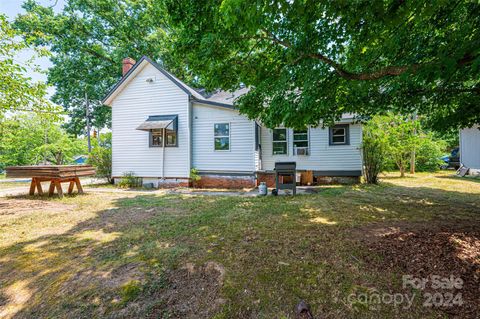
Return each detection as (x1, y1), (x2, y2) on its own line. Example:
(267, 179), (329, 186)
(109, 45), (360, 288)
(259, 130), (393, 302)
(102, 56), (244, 109)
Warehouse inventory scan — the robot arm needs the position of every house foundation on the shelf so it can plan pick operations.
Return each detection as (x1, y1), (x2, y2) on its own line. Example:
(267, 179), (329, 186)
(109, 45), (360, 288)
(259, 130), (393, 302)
(194, 174), (256, 189)
(256, 171), (361, 187)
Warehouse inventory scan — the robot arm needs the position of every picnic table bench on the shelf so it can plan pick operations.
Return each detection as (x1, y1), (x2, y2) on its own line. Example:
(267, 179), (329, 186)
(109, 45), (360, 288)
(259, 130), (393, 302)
(6, 165), (96, 198)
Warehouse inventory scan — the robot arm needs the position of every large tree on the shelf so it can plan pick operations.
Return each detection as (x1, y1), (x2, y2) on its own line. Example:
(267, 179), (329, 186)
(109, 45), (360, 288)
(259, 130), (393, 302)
(165, 0), (480, 130)
(14, 0), (175, 135)
(0, 14), (56, 117)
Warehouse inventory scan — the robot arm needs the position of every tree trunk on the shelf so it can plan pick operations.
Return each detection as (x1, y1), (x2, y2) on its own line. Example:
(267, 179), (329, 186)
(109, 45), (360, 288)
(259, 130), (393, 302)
(400, 166), (405, 177)
(410, 150), (416, 174)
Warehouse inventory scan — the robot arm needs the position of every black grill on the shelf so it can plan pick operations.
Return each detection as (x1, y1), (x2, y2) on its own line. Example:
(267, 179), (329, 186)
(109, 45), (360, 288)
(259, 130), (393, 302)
(274, 162), (296, 195)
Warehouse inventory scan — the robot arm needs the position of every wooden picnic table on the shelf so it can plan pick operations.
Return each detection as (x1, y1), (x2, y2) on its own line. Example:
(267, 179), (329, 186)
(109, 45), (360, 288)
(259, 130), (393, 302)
(5, 165), (96, 198)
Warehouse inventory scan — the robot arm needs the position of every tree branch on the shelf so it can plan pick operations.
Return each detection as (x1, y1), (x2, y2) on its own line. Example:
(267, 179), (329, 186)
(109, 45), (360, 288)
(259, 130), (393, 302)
(80, 47), (115, 64)
(261, 29), (476, 81)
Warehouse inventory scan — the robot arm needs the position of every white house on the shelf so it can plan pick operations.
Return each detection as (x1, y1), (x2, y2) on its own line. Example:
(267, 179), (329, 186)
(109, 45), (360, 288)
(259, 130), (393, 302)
(102, 56), (363, 188)
(460, 125), (480, 173)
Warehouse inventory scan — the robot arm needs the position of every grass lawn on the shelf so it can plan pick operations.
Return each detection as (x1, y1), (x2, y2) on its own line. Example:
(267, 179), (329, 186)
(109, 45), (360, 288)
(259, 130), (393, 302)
(0, 172), (479, 318)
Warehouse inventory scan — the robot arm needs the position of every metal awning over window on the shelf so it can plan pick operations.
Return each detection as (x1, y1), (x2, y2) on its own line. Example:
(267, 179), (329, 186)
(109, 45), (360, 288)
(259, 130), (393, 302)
(136, 115), (178, 131)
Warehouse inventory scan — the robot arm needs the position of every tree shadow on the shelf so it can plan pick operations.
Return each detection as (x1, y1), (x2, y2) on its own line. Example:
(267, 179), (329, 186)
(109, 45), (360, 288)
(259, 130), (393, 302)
(436, 175), (480, 184)
(0, 182), (479, 318)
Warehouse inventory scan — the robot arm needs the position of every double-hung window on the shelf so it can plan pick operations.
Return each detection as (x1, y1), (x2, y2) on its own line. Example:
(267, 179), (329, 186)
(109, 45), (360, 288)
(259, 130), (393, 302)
(293, 129), (309, 155)
(272, 128), (287, 155)
(214, 123), (230, 151)
(329, 124), (349, 145)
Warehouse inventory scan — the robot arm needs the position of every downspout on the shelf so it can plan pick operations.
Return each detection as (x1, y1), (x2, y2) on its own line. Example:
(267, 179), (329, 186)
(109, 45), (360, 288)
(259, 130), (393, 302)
(161, 128), (165, 179)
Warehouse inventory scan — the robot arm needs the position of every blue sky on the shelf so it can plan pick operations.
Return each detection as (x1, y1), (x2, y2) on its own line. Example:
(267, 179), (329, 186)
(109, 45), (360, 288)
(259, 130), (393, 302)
(1, 0), (65, 90)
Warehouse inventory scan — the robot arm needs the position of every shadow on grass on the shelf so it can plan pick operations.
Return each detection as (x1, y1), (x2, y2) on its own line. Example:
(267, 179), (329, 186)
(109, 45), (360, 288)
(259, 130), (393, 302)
(0, 181), (479, 318)
(436, 175), (480, 184)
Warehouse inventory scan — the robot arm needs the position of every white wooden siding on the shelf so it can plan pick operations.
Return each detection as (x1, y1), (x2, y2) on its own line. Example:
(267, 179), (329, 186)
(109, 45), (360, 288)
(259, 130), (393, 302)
(259, 124), (363, 171)
(111, 63), (190, 177)
(460, 125), (480, 169)
(192, 104), (256, 172)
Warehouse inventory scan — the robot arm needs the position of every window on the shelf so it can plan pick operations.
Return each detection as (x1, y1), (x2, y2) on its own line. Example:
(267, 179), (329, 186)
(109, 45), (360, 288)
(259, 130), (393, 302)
(214, 123), (230, 151)
(329, 124), (349, 145)
(272, 128), (287, 155)
(142, 115), (178, 148)
(255, 122), (261, 151)
(165, 128), (177, 147)
(293, 129), (309, 155)
(150, 129), (163, 147)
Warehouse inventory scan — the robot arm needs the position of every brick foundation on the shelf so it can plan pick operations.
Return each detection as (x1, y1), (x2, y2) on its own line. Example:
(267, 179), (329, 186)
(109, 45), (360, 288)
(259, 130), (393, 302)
(256, 172), (361, 186)
(256, 172), (276, 187)
(195, 175), (256, 189)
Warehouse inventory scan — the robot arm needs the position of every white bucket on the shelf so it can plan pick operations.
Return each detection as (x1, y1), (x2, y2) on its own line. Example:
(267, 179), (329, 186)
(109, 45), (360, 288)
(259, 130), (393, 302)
(258, 182), (268, 196)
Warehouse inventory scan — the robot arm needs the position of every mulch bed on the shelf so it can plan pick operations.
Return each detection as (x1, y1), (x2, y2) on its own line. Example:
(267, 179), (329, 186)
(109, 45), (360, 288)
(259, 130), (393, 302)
(357, 221), (480, 318)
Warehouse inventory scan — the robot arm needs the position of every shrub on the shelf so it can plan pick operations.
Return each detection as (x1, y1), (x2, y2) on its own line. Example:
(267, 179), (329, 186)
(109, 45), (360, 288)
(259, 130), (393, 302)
(415, 134), (447, 172)
(362, 121), (387, 184)
(118, 172), (142, 188)
(189, 168), (201, 186)
(87, 133), (113, 183)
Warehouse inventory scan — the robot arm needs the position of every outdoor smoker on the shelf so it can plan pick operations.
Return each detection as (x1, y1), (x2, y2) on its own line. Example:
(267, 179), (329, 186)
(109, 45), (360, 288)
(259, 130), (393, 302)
(273, 162), (297, 195)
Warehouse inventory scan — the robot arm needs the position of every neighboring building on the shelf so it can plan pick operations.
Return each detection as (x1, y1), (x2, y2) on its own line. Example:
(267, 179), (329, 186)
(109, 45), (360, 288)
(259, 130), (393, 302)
(73, 155), (88, 165)
(460, 125), (480, 173)
(102, 56), (363, 188)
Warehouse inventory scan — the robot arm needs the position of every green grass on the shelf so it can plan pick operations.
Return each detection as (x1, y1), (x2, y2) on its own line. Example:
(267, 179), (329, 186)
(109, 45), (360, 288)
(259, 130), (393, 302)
(0, 172), (479, 318)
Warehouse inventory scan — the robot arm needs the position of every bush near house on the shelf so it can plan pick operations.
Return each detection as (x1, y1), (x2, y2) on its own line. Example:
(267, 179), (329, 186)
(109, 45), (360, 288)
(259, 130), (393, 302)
(366, 114), (447, 177)
(117, 172), (142, 188)
(88, 133), (113, 183)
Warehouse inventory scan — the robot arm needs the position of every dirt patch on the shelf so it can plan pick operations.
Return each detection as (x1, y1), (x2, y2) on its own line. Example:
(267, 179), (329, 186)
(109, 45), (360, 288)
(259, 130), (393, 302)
(151, 261), (226, 319)
(0, 198), (74, 216)
(61, 262), (146, 295)
(356, 221), (480, 318)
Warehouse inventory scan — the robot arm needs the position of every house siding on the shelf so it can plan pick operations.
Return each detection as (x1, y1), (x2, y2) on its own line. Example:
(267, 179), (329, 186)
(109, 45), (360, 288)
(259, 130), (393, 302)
(111, 63), (190, 178)
(259, 124), (363, 172)
(192, 103), (256, 173)
(460, 125), (480, 169)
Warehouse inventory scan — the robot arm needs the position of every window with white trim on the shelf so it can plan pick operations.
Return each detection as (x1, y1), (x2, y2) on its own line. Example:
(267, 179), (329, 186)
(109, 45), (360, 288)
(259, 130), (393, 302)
(293, 129), (309, 155)
(214, 123), (230, 151)
(272, 128), (287, 155)
(329, 124), (349, 145)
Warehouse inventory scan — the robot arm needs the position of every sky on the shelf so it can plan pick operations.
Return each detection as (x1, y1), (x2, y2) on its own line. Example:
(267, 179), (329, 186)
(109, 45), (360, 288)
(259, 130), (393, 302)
(0, 0), (65, 91)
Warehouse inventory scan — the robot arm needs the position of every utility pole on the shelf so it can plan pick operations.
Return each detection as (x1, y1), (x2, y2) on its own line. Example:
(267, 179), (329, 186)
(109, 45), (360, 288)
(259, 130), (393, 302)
(85, 91), (92, 153)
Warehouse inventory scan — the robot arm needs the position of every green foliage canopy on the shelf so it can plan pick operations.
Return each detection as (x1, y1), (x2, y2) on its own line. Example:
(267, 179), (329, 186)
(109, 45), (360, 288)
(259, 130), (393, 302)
(0, 113), (86, 168)
(0, 14), (57, 117)
(14, 0), (174, 135)
(165, 0), (480, 130)
(367, 114), (446, 176)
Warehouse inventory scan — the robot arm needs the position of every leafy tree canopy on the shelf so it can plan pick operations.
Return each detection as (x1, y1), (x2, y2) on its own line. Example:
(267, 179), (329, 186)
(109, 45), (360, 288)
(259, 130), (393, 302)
(0, 113), (86, 168)
(14, 0), (177, 135)
(0, 14), (58, 118)
(165, 0), (480, 130)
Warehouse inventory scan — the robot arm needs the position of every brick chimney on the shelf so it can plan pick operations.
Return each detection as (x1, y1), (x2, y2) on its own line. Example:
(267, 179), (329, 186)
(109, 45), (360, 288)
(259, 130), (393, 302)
(122, 57), (136, 76)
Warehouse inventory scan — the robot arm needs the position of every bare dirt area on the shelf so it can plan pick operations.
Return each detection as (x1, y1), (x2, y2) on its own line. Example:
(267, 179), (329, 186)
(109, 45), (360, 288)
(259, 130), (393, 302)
(153, 261), (226, 319)
(0, 197), (74, 216)
(356, 220), (480, 318)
